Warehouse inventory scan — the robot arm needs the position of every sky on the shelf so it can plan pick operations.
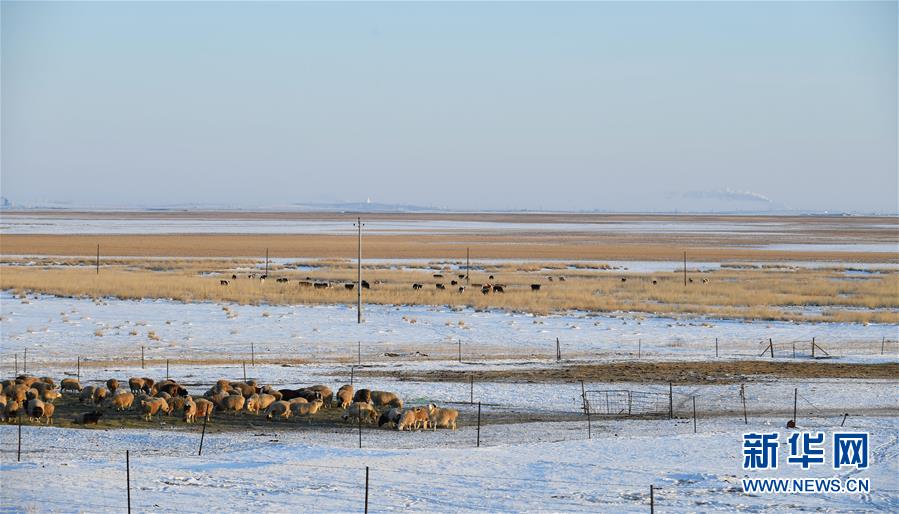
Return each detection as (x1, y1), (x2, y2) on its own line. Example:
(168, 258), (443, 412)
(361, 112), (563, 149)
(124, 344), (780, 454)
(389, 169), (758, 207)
(1, 1), (896, 213)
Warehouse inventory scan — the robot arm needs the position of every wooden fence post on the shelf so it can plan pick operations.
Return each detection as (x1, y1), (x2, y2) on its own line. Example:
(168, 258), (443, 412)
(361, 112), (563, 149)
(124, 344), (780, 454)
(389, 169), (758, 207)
(242, 362), (247, 382)
(476, 401), (481, 448)
(166, 359), (169, 380)
(586, 398), (592, 439)
(350, 366), (354, 386)
(23, 349), (26, 374)
(358, 414), (362, 449)
(580, 380), (587, 415)
(364, 466), (369, 514)
(77, 356), (81, 381)
(198, 415), (208, 456)
(793, 387), (798, 426)
(358, 341), (361, 366)
(638, 339), (641, 359)
(741, 384), (748, 424)
(17, 416), (22, 462)
(141, 346), (144, 369)
(811, 337), (815, 358)
(251, 342), (255, 367)
(556, 337), (561, 361)
(458, 339), (462, 363)
(715, 338), (718, 358)
(650, 485), (654, 514)
(841, 413), (849, 427)
(469, 375), (474, 405)
(769, 338), (774, 358)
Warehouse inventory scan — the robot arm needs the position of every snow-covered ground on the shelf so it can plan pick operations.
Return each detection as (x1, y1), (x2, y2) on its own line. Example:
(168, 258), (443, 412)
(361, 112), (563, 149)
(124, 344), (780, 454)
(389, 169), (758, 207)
(1, 413), (896, 512)
(2, 293), (896, 372)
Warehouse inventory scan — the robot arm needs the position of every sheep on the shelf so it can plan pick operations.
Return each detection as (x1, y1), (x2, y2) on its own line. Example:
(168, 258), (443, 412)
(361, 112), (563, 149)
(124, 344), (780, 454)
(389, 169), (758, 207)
(219, 393), (246, 413)
(229, 381), (256, 397)
(396, 410), (417, 431)
(168, 396), (187, 414)
(264, 400), (292, 421)
(93, 386), (109, 404)
(80, 386), (97, 404)
(60, 378), (83, 393)
(141, 377), (156, 392)
(194, 398), (214, 422)
(41, 389), (62, 403)
(245, 393), (277, 415)
(9, 384), (28, 403)
(106, 379), (120, 393)
(427, 403), (459, 430)
(378, 408), (404, 428)
(73, 411), (103, 425)
(342, 402), (378, 424)
(352, 389), (372, 404)
(39, 377), (56, 388)
(109, 392), (135, 411)
(183, 397), (198, 423)
(39, 402), (55, 425)
(370, 391), (403, 409)
(4, 400), (22, 421)
(279, 388), (323, 402)
(25, 388), (40, 401)
(158, 382), (189, 397)
(290, 399), (324, 421)
(128, 377), (147, 394)
(141, 398), (170, 421)
(18, 376), (39, 387)
(155, 391), (172, 401)
(336, 385), (353, 409)
(26, 398), (45, 421)
(305, 385), (333, 407)
(413, 407), (430, 430)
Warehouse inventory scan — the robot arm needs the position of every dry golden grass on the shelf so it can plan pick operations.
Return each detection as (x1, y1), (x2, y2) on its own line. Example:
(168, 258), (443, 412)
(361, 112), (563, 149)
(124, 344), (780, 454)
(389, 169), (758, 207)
(2, 261), (896, 323)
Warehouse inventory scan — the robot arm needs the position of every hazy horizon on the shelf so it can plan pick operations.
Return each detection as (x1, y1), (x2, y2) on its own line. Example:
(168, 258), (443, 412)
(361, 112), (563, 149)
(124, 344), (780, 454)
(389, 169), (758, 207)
(2, 1), (897, 214)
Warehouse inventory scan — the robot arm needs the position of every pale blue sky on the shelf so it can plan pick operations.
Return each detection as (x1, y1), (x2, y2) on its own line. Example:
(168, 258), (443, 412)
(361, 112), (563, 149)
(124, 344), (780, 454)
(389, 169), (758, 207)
(2, 1), (896, 213)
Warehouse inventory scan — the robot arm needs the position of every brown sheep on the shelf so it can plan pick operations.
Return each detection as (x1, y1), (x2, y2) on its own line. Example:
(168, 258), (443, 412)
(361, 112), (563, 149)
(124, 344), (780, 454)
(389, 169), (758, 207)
(336, 385), (353, 409)
(183, 397), (198, 423)
(4, 400), (22, 421)
(219, 394), (245, 413)
(73, 411), (103, 425)
(342, 402), (378, 424)
(413, 407), (430, 430)
(264, 400), (292, 421)
(106, 379), (120, 393)
(370, 391), (403, 409)
(109, 392), (135, 411)
(128, 377), (147, 394)
(245, 393), (277, 415)
(10, 384), (28, 403)
(194, 398), (214, 422)
(396, 410), (417, 431)
(141, 398), (169, 421)
(41, 389), (62, 403)
(39, 402), (55, 425)
(80, 386), (97, 404)
(378, 408), (404, 428)
(39, 377), (56, 387)
(168, 396), (187, 414)
(352, 389), (372, 404)
(93, 387), (109, 404)
(229, 381), (256, 397)
(290, 399), (324, 421)
(427, 403), (459, 430)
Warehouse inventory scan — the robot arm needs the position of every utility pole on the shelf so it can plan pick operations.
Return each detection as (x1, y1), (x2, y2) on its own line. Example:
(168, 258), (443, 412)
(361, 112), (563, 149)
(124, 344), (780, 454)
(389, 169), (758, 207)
(466, 247), (470, 285)
(265, 248), (269, 276)
(683, 251), (687, 286)
(96, 244), (100, 275)
(355, 217), (364, 323)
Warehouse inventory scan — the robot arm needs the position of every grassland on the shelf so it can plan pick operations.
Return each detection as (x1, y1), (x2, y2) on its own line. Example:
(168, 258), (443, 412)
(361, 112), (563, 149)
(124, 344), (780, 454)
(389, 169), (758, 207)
(1, 258), (897, 323)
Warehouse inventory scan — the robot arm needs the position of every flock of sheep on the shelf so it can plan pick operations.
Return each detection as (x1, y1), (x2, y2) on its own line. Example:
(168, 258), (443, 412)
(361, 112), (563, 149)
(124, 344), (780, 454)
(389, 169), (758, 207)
(1, 374), (459, 432)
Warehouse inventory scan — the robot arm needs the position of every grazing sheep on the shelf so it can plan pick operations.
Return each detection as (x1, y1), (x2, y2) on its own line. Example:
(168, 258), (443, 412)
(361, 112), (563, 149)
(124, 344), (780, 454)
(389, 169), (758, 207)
(352, 389), (372, 404)
(128, 377), (144, 394)
(106, 379), (120, 393)
(361, 280), (370, 289)
(305, 385), (333, 407)
(427, 403), (459, 430)
(41, 389), (62, 403)
(4, 400), (22, 421)
(451, 280), (458, 286)
(141, 398), (170, 421)
(142, 377), (156, 392)
(159, 382), (189, 397)
(93, 387), (109, 404)
(220, 280), (229, 286)
(336, 385), (353, 409)
(26, 398), (45, 421)
(264, 400), (292, 421)
(458, 286), (465, 293)
(80, 386), (97, 404)
(481, 285), (490, 295)
(8, 384), (28, 403)
(531, 284), (541, 291)
(61, 378), (83, 393)
(370, 391), (403, 409)
(169, 396), (187, 414)
(25, 388), (39, 401)
(183, 397), (198, 423)
(458, 274), (465, 279)
(413, 407), (430, 430)
(378, 408), (404, 429)
(219, 394), (246, 413)
(155, 391), (172, 401)
(39, 402), (55, 425)
(109, 392), (135, 411)
(492, 285), (504, 293)
(345, 283), (355, 290)
(194, 398), (214, 422)
(436, 283), (446, 290)
(290, 399), (324, 421)
(39, 377), (56, 387)
(18, 376), (39, 387)
(396, 410), (417, 431)
(621, 277), (627, 283)
(342, 402), (378, 424)
(245, 393), (277, 415)
(412, 283), (423, 290)
(229, 381), (256, 397)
